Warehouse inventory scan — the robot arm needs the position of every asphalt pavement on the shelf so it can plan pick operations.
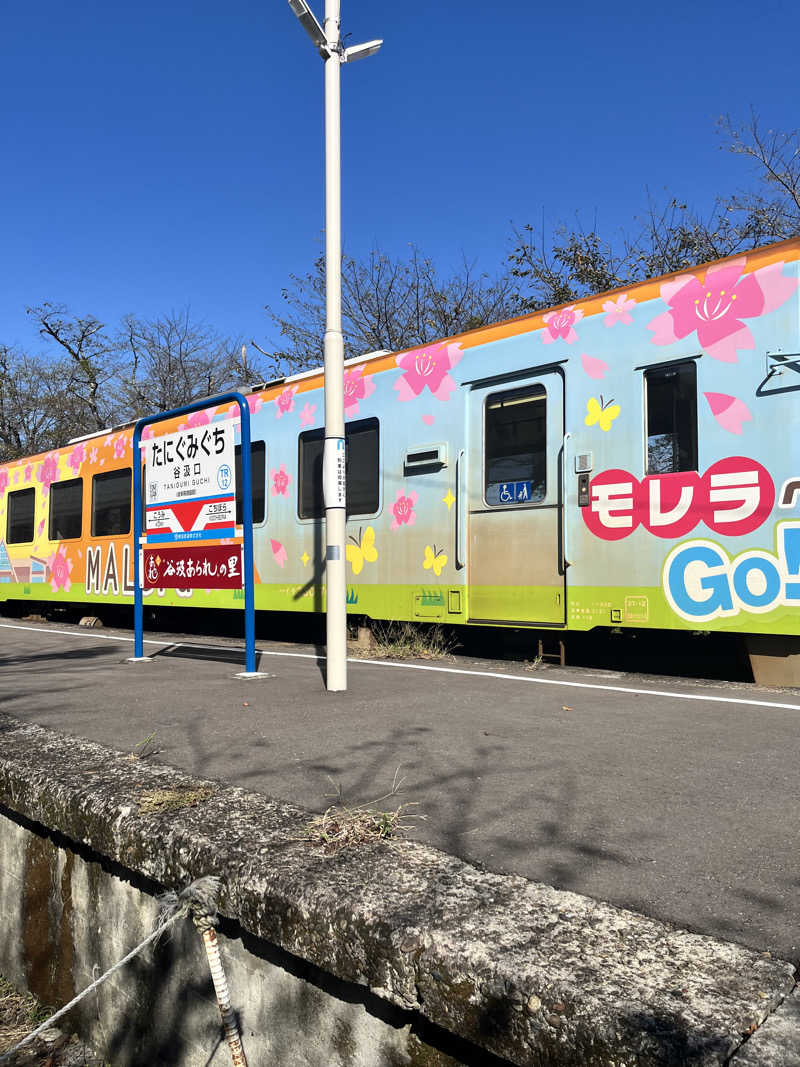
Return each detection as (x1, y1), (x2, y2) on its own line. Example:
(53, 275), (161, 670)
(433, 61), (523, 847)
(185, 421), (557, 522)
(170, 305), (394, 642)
(1, 617), (798, 966)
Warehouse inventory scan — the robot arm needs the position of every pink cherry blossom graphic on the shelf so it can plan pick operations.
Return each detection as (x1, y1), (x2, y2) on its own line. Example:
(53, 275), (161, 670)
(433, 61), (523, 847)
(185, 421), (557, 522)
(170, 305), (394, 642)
(48, 544), (73, 593)
(394, 342), (463, 402)
(270, 539), (288, 567)
(187, 408), (213, 428)
(247, 394), (263, 415)
(343, 365), (376, 418)
(648, 257), (799, 363)
(271, 464), (291, 497)
(542, 305), (583, 345)
(37, 518), (45, 536)
(67, 442), (86, 475)
(89, 448), (98, 464)
(103, 434), (114, 447)
(142, 425), (156, 441)
(275, 385), (299, 418)
(37, 453), (59, 496)
(421, 414), (435, 426)
(113, 435), (128, 459)
(391, 490), (417, 530)
(0, 468), (8, 495)
(299, 401), (316, 428)
(24, 464), (32, 482)
(580, 353), (609, 380)
(602, 293), (636, 327)
(704, 392), (753, 435)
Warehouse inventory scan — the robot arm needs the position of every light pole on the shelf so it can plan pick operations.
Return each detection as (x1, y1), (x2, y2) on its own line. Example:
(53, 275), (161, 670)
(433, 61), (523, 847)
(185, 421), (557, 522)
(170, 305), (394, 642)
(288, 0), (382, 692)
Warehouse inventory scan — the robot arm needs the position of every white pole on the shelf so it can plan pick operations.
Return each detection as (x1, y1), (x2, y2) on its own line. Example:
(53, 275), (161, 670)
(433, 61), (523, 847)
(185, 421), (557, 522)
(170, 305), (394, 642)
(322, 0), (347, 691)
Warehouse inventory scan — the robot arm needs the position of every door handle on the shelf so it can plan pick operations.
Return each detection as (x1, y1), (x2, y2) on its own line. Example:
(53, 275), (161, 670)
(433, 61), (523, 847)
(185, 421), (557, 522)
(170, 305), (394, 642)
(455, 449), (466, 569)
(561, 432), (571, 569)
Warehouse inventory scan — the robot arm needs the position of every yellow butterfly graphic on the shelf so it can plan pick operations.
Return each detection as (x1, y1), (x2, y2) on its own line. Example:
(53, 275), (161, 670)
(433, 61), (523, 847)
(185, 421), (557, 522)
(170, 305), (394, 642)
(423, 544), (448, 576)
(585, 395), (621, 432)
(346, 526), (378, 575)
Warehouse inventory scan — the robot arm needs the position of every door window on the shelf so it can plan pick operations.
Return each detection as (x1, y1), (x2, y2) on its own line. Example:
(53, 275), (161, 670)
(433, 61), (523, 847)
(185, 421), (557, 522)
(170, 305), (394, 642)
(484, 386), (547, 506)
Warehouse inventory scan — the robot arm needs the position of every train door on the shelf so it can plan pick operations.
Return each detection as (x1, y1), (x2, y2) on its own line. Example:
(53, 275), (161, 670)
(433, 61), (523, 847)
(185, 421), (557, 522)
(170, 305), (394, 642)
(467, 371), (565, 625)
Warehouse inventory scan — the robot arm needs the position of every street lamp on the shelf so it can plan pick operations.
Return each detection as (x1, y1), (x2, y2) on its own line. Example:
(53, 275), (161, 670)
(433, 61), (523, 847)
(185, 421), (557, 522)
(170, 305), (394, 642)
(288, 0), (382, 692)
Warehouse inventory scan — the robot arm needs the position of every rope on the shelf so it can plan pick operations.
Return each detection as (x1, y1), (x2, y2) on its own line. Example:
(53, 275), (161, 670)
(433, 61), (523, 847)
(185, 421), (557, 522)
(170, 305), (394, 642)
(0, 875), (221, 1065)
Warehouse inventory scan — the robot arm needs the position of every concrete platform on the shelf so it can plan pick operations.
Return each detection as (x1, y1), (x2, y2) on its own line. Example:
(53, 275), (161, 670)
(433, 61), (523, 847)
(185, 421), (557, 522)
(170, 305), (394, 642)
(0, 617), (799, 968)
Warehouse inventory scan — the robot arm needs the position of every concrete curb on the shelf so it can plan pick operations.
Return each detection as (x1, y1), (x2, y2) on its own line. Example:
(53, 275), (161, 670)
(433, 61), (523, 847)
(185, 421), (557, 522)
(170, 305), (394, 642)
(0, 711), (795, 1066)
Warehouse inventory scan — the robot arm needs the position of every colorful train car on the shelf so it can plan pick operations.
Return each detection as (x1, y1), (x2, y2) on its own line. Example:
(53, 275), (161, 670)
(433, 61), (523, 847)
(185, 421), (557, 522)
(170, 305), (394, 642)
(2, 238), (799, 681)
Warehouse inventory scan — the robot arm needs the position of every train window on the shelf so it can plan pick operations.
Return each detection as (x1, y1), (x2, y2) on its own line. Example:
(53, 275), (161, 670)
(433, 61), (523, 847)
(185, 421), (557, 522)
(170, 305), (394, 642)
(234, 441), (266, 525)
(298, 417), (380, 519)
(7, 488), (35, 544)
(484, 386), (547, 506)
(645, 362), (697, 474)
(92, 468), (131, 537)
(49, 478), (83, 540)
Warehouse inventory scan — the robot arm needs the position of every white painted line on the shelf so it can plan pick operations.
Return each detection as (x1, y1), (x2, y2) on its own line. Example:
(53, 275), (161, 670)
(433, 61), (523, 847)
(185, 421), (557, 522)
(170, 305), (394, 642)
(2, 621), (800, 712)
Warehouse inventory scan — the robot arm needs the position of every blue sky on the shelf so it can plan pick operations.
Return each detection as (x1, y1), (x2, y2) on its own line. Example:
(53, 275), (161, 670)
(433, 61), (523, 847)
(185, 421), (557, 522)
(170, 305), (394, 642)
(2, 0), (799, 358)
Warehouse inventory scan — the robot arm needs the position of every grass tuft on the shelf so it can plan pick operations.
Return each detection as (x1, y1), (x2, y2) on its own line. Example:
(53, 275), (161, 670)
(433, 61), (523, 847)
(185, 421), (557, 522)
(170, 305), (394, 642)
(137, 785), (216, 815)
(298, 768), (425, 854)
(350, 621), (457, 660)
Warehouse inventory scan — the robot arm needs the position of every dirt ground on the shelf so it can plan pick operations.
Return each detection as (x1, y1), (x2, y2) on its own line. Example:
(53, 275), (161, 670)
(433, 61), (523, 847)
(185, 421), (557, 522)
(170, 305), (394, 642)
(0, 976), (106, 1067)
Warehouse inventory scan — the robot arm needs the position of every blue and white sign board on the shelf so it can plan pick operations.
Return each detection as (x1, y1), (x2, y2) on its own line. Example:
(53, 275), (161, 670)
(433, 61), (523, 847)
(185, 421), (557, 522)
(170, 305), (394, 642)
(142, 422), (237, 543)
(487, 480), (534, 506)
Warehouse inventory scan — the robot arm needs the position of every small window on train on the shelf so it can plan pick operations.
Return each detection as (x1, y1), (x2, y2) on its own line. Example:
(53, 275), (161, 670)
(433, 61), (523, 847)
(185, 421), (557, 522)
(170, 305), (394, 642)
(7, 488), (35, 544)
(234, 441), (266, 525)
(484, 386), (547, 506)
(92, 468), (131, 537)
(49, 478), (83, 540)
(298, 417), (380, 519)
(644, 362), (697, 474)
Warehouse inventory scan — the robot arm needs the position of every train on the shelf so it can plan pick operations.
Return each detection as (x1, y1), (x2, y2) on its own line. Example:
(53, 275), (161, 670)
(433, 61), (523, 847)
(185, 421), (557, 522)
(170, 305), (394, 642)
(1, 237), (799, 684)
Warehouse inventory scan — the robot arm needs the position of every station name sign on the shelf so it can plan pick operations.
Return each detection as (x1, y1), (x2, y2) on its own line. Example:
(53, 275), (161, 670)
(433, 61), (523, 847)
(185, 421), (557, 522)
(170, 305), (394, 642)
(141, 420), (242, 590)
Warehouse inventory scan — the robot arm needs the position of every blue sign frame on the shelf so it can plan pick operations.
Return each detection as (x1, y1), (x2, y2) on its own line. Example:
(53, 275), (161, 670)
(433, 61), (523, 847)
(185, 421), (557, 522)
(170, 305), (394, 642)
(132, 392), (257, 673)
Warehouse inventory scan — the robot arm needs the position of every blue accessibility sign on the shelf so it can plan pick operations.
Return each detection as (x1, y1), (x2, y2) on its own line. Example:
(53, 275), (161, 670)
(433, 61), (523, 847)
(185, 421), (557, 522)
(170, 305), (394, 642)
(489, 480), (534, 505)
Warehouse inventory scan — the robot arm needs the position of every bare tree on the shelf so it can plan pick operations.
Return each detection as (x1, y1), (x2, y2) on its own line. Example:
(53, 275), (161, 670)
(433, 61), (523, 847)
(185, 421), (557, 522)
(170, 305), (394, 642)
(26, 302), (119, 430)
(509, 115), (800, 311)
(117, 309), (252, 417)
(0, 345), (87, 461)
(264, 246), (519, 376)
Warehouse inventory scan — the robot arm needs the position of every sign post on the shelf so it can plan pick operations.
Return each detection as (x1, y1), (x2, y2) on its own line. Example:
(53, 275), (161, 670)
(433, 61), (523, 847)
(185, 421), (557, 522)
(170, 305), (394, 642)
(130, 392), (260, 676)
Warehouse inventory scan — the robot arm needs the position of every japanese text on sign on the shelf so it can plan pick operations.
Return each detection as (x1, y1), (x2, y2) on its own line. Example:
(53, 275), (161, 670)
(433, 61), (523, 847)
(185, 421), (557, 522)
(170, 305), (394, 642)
(143, 422), (237, 543)
(143, 545), (243, 589)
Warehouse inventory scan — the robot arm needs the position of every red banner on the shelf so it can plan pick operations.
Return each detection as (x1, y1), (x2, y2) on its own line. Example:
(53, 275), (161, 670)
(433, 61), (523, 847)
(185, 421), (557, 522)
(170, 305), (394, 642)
(143, 545), (243, 589)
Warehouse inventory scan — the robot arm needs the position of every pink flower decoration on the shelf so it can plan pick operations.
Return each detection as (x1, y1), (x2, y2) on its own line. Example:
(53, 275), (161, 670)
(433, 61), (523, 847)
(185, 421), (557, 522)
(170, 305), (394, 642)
(142, 425), (156, 441)
(394, 342), (463, 403)
(270, 539), (288, 568)
(103, 434), (114, 447)
(37, 519), (45, 536)
(187, 408), (213, 428)
(299, 402), (316, 428)
(113, 436), (128, 459)
(48, 545), (73, 593)
(421, 414), (435, 426)
(247, 395), (263, 415)
(391, 490), (417, 530)
(275, 385), (299, 418)
(602, 293), (636, 327)
(271, 464), (291, 497)
(67, 442), (86, 475)
(704, 392), (753, 435)
(24, 464), (32, 482)
(37, 454), (58, 496)
(89, 448), (98, 464)
(343, 365), (376, 418)
(542, 305), (583, 345)
(648, 257), (799, 363)
(0, 468), (8, 494)
(580, 353), (609, 380)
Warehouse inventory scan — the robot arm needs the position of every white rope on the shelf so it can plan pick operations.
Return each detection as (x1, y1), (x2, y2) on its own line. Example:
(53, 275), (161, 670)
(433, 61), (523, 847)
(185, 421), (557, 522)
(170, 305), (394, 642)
(0, 875), (219, 1064)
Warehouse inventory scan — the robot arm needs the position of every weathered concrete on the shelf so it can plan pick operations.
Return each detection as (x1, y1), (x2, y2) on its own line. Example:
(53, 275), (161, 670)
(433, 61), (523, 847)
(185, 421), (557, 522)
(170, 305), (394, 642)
(730, 986), (800, 1066)
(0, 711), (796, 1066)
(2, 617), (799, 966)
